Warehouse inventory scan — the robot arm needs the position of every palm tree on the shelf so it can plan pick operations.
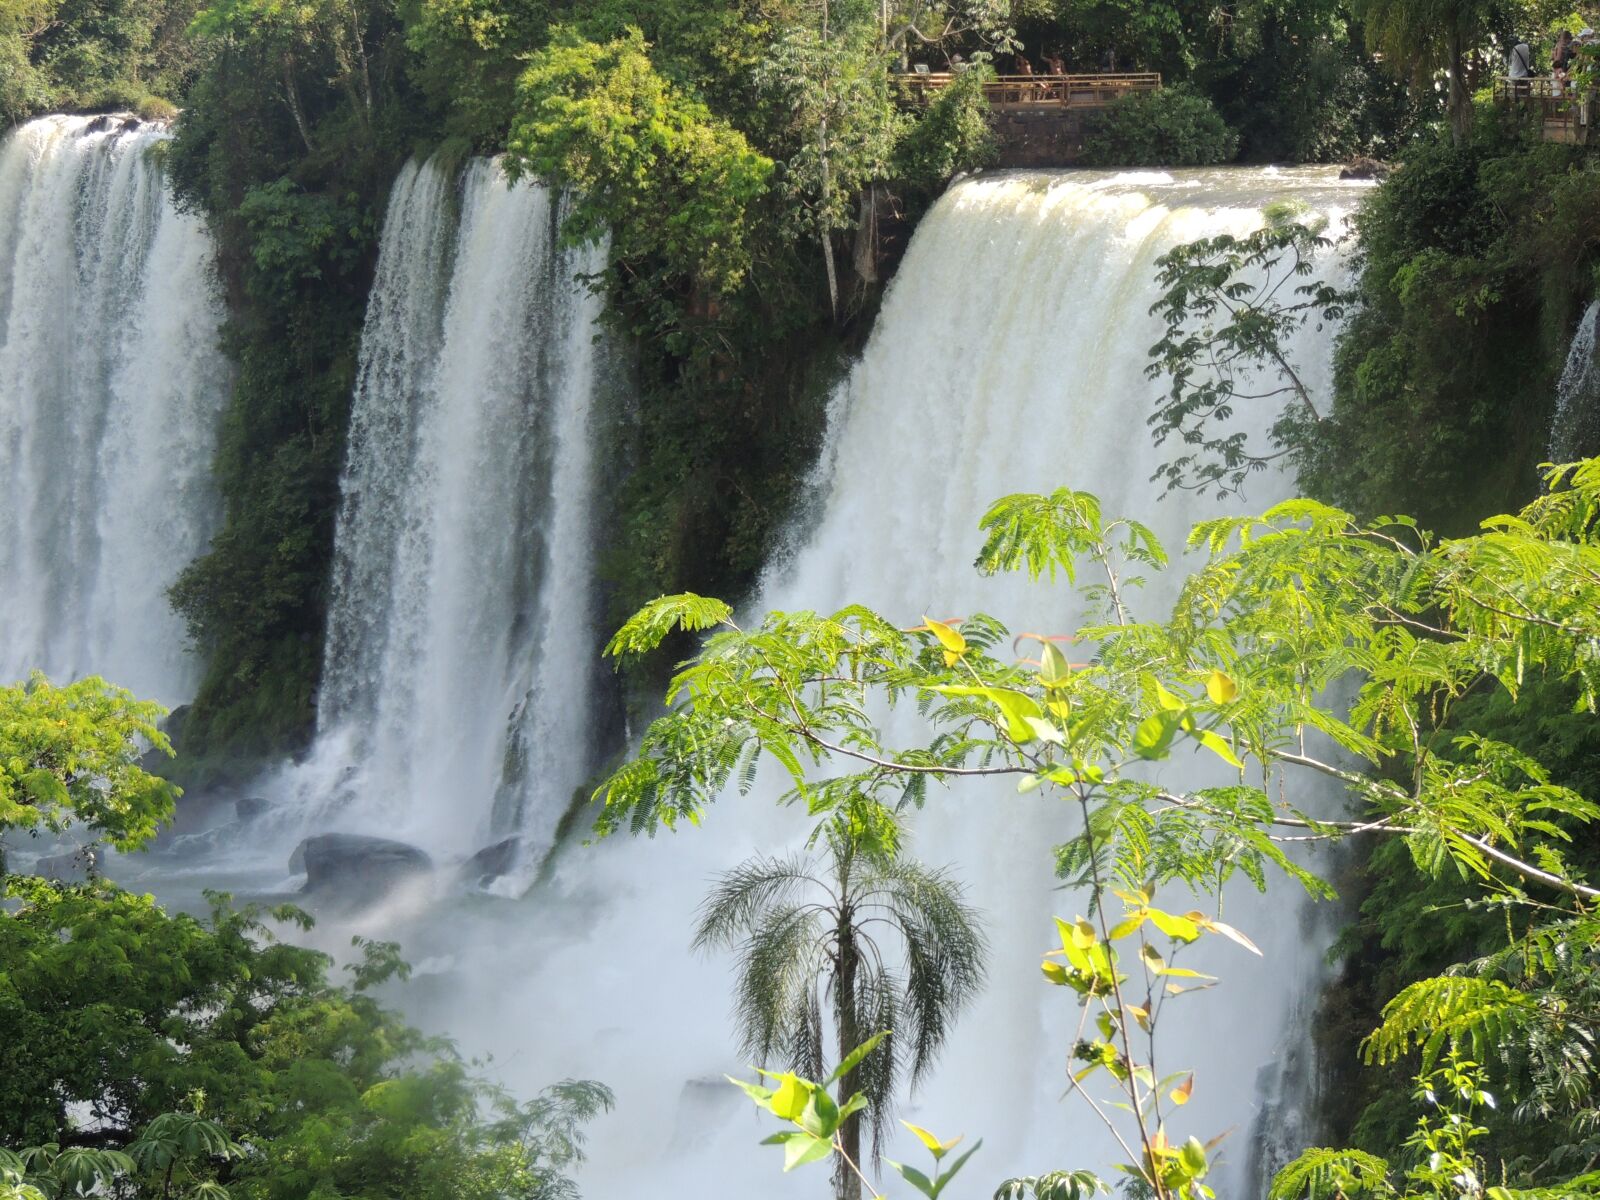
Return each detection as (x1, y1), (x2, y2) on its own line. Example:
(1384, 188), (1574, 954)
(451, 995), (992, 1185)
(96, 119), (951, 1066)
(694, 822), (987, 1200)
(1353, 0), (1497, 143)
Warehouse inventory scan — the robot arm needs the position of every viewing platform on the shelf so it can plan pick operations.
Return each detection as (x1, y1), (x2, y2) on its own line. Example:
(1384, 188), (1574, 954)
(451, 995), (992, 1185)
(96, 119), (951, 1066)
(1493, 76), (1595, 145)
(897, 71), (1162, 111)
(895, 70), (1163, 167)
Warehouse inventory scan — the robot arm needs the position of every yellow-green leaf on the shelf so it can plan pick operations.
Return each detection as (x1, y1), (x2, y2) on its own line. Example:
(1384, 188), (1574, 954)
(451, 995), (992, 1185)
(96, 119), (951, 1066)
(1206, 669), (1239, 704)
(772, 1073), (809, 1121)
(1147, 907), (1201, 943)
(1196, 728), (1243, 769)
(901, 1121), (962, 1161)
(922, 616), (967, 665)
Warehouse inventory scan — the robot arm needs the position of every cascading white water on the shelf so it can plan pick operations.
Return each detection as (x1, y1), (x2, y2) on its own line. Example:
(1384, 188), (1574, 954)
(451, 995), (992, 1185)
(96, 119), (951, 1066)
(0, 114), (228, 702)
(284, 154), (608, 863)
(1551, 299), (1600, 463)
(383, 167), (1368, 1199)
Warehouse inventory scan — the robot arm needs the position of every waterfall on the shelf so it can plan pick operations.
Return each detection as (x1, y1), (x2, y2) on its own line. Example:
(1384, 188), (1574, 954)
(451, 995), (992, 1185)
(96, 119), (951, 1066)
(389, 167), (1366, 1199)
(1551, 299), (1600, 463)
(0, 114), (228, 703)
(285, 155), (608, 864)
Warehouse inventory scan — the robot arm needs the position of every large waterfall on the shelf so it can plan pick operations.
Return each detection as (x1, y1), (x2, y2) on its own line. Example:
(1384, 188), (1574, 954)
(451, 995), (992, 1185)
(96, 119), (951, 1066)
(378, 167), (1364, 1197)
(0, 115), (228, 701)
(278, 155), (609, 864)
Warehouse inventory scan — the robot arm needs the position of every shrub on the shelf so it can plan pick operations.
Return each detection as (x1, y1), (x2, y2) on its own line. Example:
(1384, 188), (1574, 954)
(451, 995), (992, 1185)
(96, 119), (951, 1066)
(136, 94), (178, 122)
(1080, 84), (1239, 167)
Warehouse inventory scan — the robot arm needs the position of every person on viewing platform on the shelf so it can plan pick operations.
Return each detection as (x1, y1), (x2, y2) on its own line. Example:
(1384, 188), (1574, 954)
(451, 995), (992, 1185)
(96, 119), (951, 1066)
(1044, 51), (1066, 75)
(1555, 29), (1575, 71)
(1509, 34), (1534, 94)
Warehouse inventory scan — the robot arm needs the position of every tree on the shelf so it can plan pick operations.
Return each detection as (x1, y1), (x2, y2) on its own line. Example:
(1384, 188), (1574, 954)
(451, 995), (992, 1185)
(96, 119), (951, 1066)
(507, 26), (773, 299)
(1351, 0), (1494, 142)
(0, 876), (613, 1198)
(597, 454), (1600, 1196)
(695, 822), (986, 1200)
(753, 5), (901, 320)
(0, 674), (176, 877)
(1145, 206), (1347, 497)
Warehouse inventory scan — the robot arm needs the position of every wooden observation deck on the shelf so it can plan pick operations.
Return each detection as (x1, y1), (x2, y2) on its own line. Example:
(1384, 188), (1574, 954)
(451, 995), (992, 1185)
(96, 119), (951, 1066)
(1493, 76), (1595, 145)
(895, 70), (1161, 165)
(897, 71), (1162, 110)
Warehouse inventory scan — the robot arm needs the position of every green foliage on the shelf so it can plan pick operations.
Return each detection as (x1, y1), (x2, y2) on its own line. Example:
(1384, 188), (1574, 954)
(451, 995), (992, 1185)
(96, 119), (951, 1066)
(0, 0), (202, 126)
(508, 26), (773, 295)
(604, 453), (1600, 1196)
(1080, 86), (1238, 168)
(0, 674), (176, 857)
(995, 1171), (1110, 1200)
(891, 66), (996, 202)
(0, 876), (612, 1198)
(729, 1046), (983, 1198)
(1301, 117), (1600, 532)
(1146, 213), (1349, 496)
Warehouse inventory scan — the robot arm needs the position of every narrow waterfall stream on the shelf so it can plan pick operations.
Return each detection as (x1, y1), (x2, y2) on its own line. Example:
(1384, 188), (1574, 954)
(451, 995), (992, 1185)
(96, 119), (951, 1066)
(268, 155), (610, 867)
(338, 167), (1367, 1199)
(1552, 299), (1600, 463)
(0, 115), (228, 702)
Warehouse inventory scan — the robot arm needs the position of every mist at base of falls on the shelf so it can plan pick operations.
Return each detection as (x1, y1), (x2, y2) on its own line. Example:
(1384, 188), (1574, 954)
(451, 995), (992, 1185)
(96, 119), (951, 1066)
(82, 162), (1372, 1195)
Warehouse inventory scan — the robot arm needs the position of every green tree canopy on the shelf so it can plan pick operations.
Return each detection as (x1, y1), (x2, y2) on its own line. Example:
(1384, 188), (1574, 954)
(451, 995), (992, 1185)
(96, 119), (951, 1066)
(0, 675), (176, 863)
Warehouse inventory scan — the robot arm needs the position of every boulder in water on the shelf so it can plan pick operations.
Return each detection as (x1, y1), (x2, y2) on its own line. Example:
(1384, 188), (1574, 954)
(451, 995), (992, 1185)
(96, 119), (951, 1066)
(236, 796), (271, 822)
(292, 834), (432, 902)
(1339, 157), (1389, 180)
(459, 837), (523, 886)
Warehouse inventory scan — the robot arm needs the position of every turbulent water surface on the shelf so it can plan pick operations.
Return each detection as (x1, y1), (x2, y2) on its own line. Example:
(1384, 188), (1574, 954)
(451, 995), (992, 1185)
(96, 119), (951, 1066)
(0, 114), (227, 701)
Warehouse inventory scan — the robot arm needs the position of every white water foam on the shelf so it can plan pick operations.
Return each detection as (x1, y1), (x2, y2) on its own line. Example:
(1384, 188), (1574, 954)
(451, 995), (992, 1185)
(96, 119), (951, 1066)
(0, 114), (228, 702)
(265, 156), (609, 865)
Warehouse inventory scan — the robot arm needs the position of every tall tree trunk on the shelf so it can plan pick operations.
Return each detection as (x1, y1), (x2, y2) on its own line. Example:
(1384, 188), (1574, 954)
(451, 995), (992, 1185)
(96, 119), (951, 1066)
(834, 913), (863, 1200)
(818, 0), (840, 323)
(281, 53), (315, 154)
(1448, 25), (1471, 144)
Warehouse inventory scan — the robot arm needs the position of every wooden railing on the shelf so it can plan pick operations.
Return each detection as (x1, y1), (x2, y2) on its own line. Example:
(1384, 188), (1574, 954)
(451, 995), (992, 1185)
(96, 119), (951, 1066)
(896, 71), (1162, 109)
(1493, 75), (1594, 143)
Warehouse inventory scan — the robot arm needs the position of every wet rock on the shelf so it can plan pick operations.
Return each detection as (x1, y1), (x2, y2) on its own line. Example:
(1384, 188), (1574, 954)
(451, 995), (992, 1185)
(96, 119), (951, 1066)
(1339, 157), (1389, 180)
(459, 837), (522, 886)
(35, 845), (97, 882)
(292, 833), (432, 902)
(236, 796), (271, 822)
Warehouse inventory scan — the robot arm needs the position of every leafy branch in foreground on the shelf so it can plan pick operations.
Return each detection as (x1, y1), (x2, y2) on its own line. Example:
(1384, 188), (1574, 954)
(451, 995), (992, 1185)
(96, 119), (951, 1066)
(728, 1037), (982, 1200)
(600, 457), (1600, 1195)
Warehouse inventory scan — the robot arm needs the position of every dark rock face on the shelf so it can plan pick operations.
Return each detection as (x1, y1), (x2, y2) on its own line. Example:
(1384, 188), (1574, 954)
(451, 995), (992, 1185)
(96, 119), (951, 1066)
(1339, 157), (1389, 180)
(292, 834), (432, 902)
(236, 796), (270, 822)
(35, 846), (96, 882)
(459, 837), (523, 886)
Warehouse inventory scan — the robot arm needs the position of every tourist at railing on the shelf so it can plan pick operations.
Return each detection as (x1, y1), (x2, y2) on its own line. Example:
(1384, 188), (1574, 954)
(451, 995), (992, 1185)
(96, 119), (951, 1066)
(1509, 33), (1534, 96)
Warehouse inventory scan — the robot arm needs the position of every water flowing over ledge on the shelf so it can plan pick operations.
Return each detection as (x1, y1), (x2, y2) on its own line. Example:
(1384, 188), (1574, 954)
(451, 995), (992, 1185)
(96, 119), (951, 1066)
(374, 166), (1365, 1199)
(0, 114), (228, 703)
(267, 154), (612, 868)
